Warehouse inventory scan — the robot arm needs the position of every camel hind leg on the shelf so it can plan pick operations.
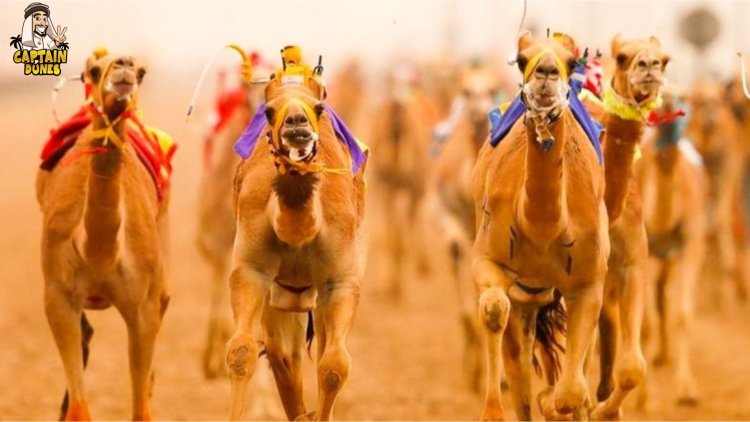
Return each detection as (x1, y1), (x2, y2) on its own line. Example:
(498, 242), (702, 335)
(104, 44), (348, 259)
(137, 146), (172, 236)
(502, 305), (538, 421)
(262, 306), (308, 420)
(203, 259), (233, 379)
(59, 313), (94, 421)
(591, 262), (647, 421)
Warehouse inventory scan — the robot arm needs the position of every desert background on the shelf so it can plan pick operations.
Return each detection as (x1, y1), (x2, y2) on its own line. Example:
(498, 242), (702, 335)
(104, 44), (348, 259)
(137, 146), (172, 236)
(1, 0), (750, 420)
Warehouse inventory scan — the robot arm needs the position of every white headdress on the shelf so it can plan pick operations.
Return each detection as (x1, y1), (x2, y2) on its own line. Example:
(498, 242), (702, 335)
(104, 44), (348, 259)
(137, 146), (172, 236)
(21, 2), (57, 50)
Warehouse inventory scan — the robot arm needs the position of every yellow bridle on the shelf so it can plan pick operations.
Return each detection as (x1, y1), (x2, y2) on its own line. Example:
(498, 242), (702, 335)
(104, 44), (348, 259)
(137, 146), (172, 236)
(267, 98), (347, 176)
(523, 48), (569, 82)
(89, 58), (135, 148)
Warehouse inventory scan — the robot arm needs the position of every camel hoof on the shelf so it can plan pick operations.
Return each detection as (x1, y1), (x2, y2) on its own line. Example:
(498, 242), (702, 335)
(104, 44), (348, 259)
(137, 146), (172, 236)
(480, 400), (505, 421)
(589, 403), (622, 421)
(294, 410), (316, 421)
(538, 388), (572, 421)
(676, 396), (699, 407)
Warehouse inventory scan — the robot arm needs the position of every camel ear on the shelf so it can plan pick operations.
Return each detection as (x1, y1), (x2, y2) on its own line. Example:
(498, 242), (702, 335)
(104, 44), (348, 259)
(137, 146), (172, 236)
(264, 106), (276, 125)
(556, 33), (578, 56)
(136, 66), (146, 84)
(313, 102), (325, 119)
(649, 36), (661, 47)
(616, 52), (629, 70)
(518, 31), (534, 53)
(88, 65), (102, 84)
(611, 34), (623, 57)
(516, 53), (529, 75)
(661, 54), (671, 70)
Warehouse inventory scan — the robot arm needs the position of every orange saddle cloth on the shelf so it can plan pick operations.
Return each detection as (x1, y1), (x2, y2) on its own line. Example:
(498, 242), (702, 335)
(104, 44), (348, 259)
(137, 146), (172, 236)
(40, 105), (177, 201)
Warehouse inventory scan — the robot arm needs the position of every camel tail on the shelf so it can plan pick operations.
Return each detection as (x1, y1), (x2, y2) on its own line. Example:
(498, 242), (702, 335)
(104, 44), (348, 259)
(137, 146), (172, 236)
(306, 311), (315, 356)
(58, 313), (94, 421)
(533, 290), (567, 383)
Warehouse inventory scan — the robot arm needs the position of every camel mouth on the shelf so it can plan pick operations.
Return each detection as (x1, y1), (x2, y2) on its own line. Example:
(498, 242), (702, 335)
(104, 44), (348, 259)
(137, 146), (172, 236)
(111, 80), (135, 98)
(281, 130), (318, 162)
(282, 129), (317, 148)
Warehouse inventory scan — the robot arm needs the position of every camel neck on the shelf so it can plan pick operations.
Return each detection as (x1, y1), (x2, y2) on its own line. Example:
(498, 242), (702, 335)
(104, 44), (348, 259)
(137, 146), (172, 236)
(602, 112), (645, 223)
(272, 173), (323, 247)
(84, 110), (127, 269)
(520, 111), (567, 242)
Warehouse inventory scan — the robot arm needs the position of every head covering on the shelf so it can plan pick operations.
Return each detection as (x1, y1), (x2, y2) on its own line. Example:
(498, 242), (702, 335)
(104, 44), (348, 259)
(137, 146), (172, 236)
(21, 3), (57, 49)
(25, 2), (50, 18)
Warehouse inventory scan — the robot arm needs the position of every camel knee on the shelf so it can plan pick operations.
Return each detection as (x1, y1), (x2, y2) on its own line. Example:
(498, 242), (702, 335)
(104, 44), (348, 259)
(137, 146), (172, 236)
(615, 351), (647, 391)
(318, 346), (351, 393)
(225, 334), (258, 380)
(478, 288), (510, 333)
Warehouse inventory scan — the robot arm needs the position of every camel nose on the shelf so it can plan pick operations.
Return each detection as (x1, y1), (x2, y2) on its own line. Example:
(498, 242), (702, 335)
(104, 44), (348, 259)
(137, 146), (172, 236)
(285, 112), (309, 127)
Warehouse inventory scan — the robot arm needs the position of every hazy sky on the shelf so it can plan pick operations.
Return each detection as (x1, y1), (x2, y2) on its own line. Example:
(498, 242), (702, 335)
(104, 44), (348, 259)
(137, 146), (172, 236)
(1, 0), (749, 84)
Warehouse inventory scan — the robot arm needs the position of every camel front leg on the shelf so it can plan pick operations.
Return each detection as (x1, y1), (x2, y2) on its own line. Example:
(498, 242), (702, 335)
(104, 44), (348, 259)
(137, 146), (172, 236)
(122, 297), (165, 421)
(596, 279), (619, 402)
(673, 247), (702, 405)
(591, 261), (648, 421)
(555, 283), (602, 417)
(501, 305), (537, 421)
(450, 238), (483, 394)
(227, 265), (271, 421)
(204, 260), (233, 379)
(472, 259), (511, 421)
(45, 282), (91, 421)
(315, 277), (360, 421)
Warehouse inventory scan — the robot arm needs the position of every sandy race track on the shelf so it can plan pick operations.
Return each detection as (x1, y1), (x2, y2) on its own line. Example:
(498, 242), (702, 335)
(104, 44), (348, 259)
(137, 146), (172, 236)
(1, 76), (750, 421)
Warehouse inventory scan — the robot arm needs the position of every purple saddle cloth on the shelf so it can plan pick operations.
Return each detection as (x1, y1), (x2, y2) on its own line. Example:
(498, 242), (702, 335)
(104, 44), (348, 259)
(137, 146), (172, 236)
(233, 103), (367, 173)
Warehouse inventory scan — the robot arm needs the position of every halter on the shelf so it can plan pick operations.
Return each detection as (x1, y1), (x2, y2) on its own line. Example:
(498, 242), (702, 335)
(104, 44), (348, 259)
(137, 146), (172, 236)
(603, 49), (664, 122)
(521, 48), (569, 147)
(523, 48), (569, 83)
(89, 58), (135, 148)
(266, 98), (347, 176)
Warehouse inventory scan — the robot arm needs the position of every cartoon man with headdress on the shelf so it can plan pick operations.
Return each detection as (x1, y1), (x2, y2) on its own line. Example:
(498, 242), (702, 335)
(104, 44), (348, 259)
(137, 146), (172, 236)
(14, 2), (67, 50)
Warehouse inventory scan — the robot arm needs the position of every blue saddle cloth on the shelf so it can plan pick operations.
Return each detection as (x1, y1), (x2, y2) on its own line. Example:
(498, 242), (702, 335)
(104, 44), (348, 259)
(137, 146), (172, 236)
(488, 65), (604, 164)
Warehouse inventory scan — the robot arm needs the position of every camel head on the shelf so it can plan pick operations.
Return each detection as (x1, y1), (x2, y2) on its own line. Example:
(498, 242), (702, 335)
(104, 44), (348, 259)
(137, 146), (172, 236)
(460, 62), (500, 124)
(610, 35), (670, 105)
(88, 54), (146, 120)
(264, 84), (325, 169)
(688, 81), (724, 154)
(516, 32), (577, 113)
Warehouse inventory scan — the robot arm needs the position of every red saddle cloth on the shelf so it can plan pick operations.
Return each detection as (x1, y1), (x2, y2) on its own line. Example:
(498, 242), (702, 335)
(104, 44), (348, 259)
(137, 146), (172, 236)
(203, 85), (247, 169)
(40, 105), (176, 201)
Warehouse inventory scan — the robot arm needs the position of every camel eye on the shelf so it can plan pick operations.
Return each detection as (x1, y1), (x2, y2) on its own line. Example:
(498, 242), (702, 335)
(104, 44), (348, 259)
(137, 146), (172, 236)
(637, 60), (647, 68)
(651, 60), (661, 67)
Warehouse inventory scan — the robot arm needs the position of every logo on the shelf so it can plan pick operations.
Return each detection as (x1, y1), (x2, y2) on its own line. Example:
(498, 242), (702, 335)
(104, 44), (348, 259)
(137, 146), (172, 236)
(9, 2), (68, 76)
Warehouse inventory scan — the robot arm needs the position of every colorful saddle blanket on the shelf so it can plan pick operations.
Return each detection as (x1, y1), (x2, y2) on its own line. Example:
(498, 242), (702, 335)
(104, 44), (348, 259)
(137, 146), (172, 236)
(488, 61), (604, 164)
(233, 103), (368, 174)
(487, 91), (603, 164)
(40, 104), (177, 200)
